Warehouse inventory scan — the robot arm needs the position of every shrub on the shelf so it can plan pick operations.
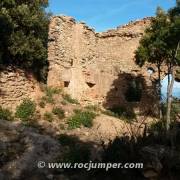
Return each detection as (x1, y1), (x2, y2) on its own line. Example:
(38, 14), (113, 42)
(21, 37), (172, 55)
(52, 107), (65, 119)
(44, 112), (54, 122)
(15, 99), (36, 121)
(62, 94), (79, 104)
(0, 106), (14, 121)
(45, 87), (61, 97)
(85, 104), (100, 112)
(41, 95), (54, 104)
(149, 120), (166, 133)
(41, 87), (61, 104)
(67, 110), (96, 129)
(162, 99), (180, 120)
(103, 106), (136, 122)
(61, 100), (67, 105)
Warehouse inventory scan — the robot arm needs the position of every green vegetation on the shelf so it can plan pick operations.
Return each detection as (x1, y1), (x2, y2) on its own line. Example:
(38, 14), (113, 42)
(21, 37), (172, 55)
(44, 112), (53, 122)
(52, 107), (65, 119)
(84, 104), (100, 112)
(61, 100), (67, 105)
(62, 94), (79, 104)
(103, 106), (136, 122)
(67, 110), (96, 129)
(0, 106), (14, 121)
(15, 99), (36, 121)
(45, 86), (61, 97)
(0, 0), (50, 81)
(135, 2), (180, 131)
(41, 86), (61, 104)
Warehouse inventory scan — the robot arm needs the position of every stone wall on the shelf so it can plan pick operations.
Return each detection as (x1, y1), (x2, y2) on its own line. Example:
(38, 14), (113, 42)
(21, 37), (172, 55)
(0, 67), (40, 111)
(0, 16), (159, 112)
(48, 15), (158, 111)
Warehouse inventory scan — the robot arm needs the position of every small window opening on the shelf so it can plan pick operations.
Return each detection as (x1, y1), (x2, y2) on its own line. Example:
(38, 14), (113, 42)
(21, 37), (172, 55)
(64, 81), (70, 87)
(86, 82), (95, 88)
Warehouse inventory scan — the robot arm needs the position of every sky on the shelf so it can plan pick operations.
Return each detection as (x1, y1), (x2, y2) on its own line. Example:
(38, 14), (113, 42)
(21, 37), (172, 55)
(161, 76), (180, 99)
(47, 0), (176, 32)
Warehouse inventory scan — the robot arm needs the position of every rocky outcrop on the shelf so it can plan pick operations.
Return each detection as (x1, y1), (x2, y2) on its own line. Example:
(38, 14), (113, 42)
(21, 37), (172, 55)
(48, 15), (158, 111)
(0, 120), (61, 180)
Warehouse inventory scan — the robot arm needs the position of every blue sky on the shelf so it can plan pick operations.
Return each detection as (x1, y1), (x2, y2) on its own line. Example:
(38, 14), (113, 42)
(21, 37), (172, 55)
(162, 75), (180, 99)
(47, 0), (176, 32)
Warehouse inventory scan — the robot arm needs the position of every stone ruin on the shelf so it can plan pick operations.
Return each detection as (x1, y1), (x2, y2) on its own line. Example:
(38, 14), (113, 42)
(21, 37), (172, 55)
(0, 15), (160, 112)
(47, 15), (158, 112)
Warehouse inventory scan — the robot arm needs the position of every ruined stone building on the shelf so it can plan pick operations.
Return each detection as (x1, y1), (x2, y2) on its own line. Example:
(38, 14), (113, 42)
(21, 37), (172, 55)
(0, 15), (159, 112)
(47, 16), (157, 112)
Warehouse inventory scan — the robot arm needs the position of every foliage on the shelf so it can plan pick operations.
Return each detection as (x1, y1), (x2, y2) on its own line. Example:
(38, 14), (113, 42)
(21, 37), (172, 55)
(149, 120), (166, 133)
(52, 107), (65, 119)
(162, 99), (180, 120)
(44, 112), (53, 122)
(103, 106), (136, 122)
(135, 2), (180, 130)
(45, 86), (61, 97)
(61, 100), (67, 105)
(84, 104), (100, 112)
(0, 0), (50, 81)
(41, 87), (61, 104)
(62, 94), (79, 104)
(15, 99), (36, 121)
(0, 106), (14, 121)
(67, 110), (96, 129)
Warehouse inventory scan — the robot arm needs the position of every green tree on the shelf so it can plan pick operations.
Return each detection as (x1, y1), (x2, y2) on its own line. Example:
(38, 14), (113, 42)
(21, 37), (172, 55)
(135, 2), (180, 131)
(165, 1), (180, 130)
(0, 0), (50, 81)
(135, 7), (170, 120)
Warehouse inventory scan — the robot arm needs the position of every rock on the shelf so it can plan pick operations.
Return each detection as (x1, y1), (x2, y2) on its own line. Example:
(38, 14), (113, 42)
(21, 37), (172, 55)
(0, 120), (61, 180)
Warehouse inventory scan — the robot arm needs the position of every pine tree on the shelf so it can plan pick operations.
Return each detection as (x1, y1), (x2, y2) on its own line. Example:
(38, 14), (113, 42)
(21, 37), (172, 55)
(135, 1), (180, 131)
(0, 0), (50, 81)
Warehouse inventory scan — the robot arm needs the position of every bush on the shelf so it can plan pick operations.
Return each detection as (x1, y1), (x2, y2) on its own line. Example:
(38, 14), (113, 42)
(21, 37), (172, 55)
(62, 94), (79, 104)
(44, 112), (54, 122)
(0, 106), (14, 121)
(149, 120), (166, 133)
(67, 110), (96, 129)
(85, 104), (100, 112)
(15, 99), (36, 121)
(41, 87), (61, 104)
(162, 99), (180, 120)
(0, 0), (50, 82)
(52, 107), (65, 119)
(61, 100), (67, 105)
(45, 87), (61, 97)
(103, 106), (136, 122)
